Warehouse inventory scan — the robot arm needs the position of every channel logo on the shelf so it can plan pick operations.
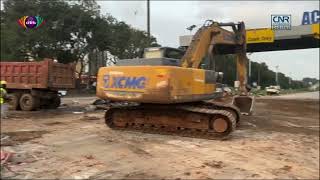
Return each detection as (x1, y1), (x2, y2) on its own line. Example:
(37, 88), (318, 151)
(17, 16), (45, 29)
(271, 14), (291, 30)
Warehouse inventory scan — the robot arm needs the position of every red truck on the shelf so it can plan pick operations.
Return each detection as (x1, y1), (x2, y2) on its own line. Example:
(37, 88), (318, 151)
(0, 59), (75, 111)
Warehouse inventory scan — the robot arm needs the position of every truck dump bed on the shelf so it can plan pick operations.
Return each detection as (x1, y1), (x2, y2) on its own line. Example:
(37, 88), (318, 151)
(0, 59), (75, 90)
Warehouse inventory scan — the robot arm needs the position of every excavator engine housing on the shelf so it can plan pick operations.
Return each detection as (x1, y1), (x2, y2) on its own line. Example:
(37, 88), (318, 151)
(97, 65), (223, 103)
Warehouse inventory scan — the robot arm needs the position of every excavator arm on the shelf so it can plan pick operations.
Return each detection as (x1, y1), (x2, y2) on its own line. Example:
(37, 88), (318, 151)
(181, 21), (245, 67)
(181, 20), (254, 114)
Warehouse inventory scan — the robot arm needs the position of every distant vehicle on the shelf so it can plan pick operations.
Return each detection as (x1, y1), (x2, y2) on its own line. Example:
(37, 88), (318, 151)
(266, 85), (281, 95)
(252, 82), (258, 88)
(215, 84), (232, 97)
(220, 84), (232, 94)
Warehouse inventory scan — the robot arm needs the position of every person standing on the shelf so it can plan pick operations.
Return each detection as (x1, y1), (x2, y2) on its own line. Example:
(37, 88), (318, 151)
(0, 80), (10, 119)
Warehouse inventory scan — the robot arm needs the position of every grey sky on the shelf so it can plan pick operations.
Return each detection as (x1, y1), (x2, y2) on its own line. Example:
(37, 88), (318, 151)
(99, 1), (319, 80)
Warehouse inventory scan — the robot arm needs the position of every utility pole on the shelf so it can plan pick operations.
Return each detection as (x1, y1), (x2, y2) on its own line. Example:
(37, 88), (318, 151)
(147, 0), (150, 44)
(275, 65), (279, 86)
(289, 72), (292, 87)
(248, 58), (251, 85)
(289, 77), (292, 86)
(257, 63), (260, 86)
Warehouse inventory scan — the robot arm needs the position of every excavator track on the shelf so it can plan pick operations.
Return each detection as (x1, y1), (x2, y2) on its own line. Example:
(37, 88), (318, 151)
(105, 101), (240, 139)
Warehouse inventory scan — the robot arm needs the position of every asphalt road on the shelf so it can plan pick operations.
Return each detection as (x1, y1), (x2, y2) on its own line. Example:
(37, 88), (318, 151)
(262, 91), (319, 100)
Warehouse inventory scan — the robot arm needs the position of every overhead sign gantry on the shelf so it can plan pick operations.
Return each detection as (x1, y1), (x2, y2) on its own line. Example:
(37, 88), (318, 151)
(179, 24), (319, 52)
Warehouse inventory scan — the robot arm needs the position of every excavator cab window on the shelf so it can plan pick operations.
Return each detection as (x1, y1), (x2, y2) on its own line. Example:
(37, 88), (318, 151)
(199, 55), (215, 70)
(164, 48), (185, 59)
(143, 47), (185, 59)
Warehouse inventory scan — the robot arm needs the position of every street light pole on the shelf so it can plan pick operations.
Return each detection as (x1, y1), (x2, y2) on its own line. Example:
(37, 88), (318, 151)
(275, 65), (279, 86)
(289, 72), (292, 86)
(147, 0), (150, 44)
(258, 66), (260, 86)
(248, 58), (251, 85)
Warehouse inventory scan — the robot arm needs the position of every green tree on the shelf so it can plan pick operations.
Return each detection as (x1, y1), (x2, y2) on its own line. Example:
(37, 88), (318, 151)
(1, 0), (159, 64)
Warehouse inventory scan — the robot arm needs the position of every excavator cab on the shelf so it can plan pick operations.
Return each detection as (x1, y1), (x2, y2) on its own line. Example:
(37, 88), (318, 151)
(143, 47), (185, 59)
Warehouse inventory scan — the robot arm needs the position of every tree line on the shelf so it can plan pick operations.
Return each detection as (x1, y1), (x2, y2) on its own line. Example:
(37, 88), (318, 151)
(214, 55), (316, 89)
(1, 0), (159, 66)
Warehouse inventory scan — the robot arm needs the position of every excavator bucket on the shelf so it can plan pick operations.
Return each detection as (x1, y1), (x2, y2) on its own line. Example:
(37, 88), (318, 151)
(232, 95), (255, 115)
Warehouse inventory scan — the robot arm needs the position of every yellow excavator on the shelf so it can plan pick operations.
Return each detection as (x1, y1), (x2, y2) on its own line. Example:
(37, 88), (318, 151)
(96, 20), (254, 138)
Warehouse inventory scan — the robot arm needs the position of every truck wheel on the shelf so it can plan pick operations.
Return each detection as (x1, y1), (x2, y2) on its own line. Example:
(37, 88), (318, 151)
(52, 96), (61, 108)
(8, 93), (20, 110)
(19, 93), (40, 111)
(49, 96), (61, 109)
(44, 95), (61, 109)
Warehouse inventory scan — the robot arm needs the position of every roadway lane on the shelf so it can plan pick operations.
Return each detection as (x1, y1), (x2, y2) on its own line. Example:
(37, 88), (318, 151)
(261, 91), (319, 100)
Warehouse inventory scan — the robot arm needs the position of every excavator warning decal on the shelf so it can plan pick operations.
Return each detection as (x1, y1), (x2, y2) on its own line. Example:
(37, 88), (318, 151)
(104, 75), (147, 89)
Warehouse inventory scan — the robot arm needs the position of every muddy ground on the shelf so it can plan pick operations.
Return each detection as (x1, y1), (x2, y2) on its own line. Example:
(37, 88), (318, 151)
(1, 96), (319, 179)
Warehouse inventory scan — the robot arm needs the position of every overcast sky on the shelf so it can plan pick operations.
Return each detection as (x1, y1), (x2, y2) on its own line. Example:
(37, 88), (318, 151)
(98, 1), (319, 80)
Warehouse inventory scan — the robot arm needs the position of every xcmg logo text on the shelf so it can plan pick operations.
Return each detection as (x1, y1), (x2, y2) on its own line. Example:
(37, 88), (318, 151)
(104, 75), (147, 89)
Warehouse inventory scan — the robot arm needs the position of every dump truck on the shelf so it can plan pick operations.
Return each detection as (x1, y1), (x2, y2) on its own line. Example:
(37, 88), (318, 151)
(97, 20), (254, 138)
(0, 59), (75, 111)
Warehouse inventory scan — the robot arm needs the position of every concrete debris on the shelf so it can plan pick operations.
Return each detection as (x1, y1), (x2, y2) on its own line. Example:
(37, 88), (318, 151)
(85, 105), (97, 111)
(280, 165), (292, 171)
(10, 152), (38, 164)
(92, 99), (111, 110)
(82, 115), (100, 121)
(1, 150), (13, 165)
(92, 99), (110, 105)
(83, 155), (94, 159)
(1, 135), (13, 146)
(72, 100), (80, 105)
(203, 160), (224, 169)
(60, 103), (67, 107)
(95, 105), (109, 110)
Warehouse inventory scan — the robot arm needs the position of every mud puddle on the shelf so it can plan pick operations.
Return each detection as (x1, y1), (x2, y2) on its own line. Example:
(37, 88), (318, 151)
(44, 121), (66, 126)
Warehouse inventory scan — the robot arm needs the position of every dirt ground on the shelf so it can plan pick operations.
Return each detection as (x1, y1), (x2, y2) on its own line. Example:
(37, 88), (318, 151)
(1, 95), (319, 179)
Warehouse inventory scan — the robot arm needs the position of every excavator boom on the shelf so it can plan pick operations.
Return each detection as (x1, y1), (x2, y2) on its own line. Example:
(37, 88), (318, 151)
(180, 20), (254, 114)
(181, 21), (245, 68)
